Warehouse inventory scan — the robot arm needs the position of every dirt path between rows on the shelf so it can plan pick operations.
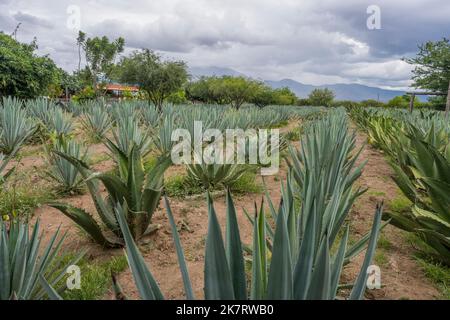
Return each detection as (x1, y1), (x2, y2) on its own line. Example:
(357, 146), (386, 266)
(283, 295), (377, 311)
(344, 127), (440, 300)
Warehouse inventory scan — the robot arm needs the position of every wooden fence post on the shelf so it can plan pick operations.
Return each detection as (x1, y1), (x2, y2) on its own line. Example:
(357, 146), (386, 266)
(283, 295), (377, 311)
(409, 93), (415, 113)
(446, 80), (450, 118)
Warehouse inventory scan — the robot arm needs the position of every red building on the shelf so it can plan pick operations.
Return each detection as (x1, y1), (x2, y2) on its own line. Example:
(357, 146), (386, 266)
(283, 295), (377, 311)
(104, 84), (139, 97)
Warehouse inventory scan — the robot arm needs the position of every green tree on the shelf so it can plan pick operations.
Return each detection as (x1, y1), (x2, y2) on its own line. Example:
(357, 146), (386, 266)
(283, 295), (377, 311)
(387, 96), (406, 108)
(406, 38), (450, 93)
(60, 70), (84, 97)
(308, 88), (335, 107)
(186, 77), (218, 104)
(360, 99), (386, 108)
(118, 49), (188, 112)
(167, 89), (188, 104)
(272, 87), (297, 105)
(78, 32), (125, 95)
(251, 83), (275, 108)
(0, 33), (60, 98)
(387, 95), (419, 108)
(210, 76), (259, 110)
(76, 31), (86, 73)
(405, 38), (450, 113)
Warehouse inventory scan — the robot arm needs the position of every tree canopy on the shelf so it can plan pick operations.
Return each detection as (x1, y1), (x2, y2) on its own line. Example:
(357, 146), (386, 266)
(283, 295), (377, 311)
(0, 33), (61, 98)
(272, 87), (298, 106)
(117, 49), (188, 111)
(251, 83), (275, 108)
(406, 38), (450, 112)
(406, 38), (450, 93)
(77, 32), (125, 94)
(186, 76), (297, 108)
(210, 76), (260, 109)
(308, 88), (335, 107)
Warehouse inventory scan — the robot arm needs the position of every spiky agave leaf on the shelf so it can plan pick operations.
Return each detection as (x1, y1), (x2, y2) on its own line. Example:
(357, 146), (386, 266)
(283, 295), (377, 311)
(0, 153), (15, 185)
(46, 108), (74, 138)
(44, 137), (88, 194)
(114, 202), (164, 300)
(50, 145), (169, 246)
(81, 105), (113, 142)
(109, 115), (152, 157)
(108, 190), (383, 301)
(0, 219), (83, 300)
(0, 98), (36, 155)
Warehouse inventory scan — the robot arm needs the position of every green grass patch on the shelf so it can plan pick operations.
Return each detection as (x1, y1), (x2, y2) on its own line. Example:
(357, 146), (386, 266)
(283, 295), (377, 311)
(368, 190), (386, 197)
(270, 120), (290, 128)
(229, 171), (263, 194)
(0, 184), (54, 219)
(284, 127), (302, 142)
(165, 174), (203, 197)
(377, 233), (393, 250)
(416, 258), (450, 300)
(165, 170), (262, 197)
(18, 147), (44, 158)
(374, 250), (389, 267)
(389, 194), (412, 213)
(63, 255), (128, 300)
(404, 233), (450, 299)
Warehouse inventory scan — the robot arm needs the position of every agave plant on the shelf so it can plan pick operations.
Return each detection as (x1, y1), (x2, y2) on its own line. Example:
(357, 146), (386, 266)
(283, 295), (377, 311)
(0, 219), (83, 300)
(108, 190), (382, 300)
(27, 98), (55, 125)
(386, 133), (450, 265)
(186, 163), (247, 190)
(0, 153), (14, 186)
(64, 100), (88, 117)
(101, 110), (383, 300)
(46, 108), (74, 138)
(48, 146), (171, 247)
(43, 137), (88, 195)
(140, 104), (160, 127)
(81, 105), (113, 142)
(111, 101), (141, 123)
(108, 115), (152, 158)
(350, 108), (450, 264)
(153, 113), (177, 157)
(0, 97), (36, 155)
(285, 111), (372, 259)
(236, 111), (383, 275)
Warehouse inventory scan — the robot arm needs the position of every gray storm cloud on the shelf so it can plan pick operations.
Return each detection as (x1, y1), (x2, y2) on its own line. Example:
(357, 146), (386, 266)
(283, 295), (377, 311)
(0, 0), (448, 89)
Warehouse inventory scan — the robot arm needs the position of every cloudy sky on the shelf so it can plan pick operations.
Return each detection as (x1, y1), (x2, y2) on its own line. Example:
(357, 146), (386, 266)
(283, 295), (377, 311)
(1, 0), (448, 90)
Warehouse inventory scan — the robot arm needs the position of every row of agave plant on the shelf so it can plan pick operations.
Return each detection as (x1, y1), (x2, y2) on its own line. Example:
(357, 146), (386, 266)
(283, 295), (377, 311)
(0, 97), (323, 194)
(349, 107), (450, 265)
(1, 97), (382, 300)
(26, 109), (383, 300)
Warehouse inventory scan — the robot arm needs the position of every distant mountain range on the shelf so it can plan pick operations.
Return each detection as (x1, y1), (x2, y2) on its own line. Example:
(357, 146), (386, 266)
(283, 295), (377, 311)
(189, 66), (246, 78)
(265, 79), (409, 102)
(189, 66), (414, 102)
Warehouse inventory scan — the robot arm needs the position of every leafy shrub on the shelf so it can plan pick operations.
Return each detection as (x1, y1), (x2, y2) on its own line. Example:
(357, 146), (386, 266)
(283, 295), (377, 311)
(308, 88), (335, 107)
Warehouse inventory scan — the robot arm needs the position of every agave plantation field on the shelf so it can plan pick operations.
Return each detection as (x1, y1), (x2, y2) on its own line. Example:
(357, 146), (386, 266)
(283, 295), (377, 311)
(0, 97), (449, 300)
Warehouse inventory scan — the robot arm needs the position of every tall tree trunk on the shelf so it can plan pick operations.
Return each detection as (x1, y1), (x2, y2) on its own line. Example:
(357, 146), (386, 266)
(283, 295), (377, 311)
(446, 80), (450, 118)
(78, 44), (81, 73)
